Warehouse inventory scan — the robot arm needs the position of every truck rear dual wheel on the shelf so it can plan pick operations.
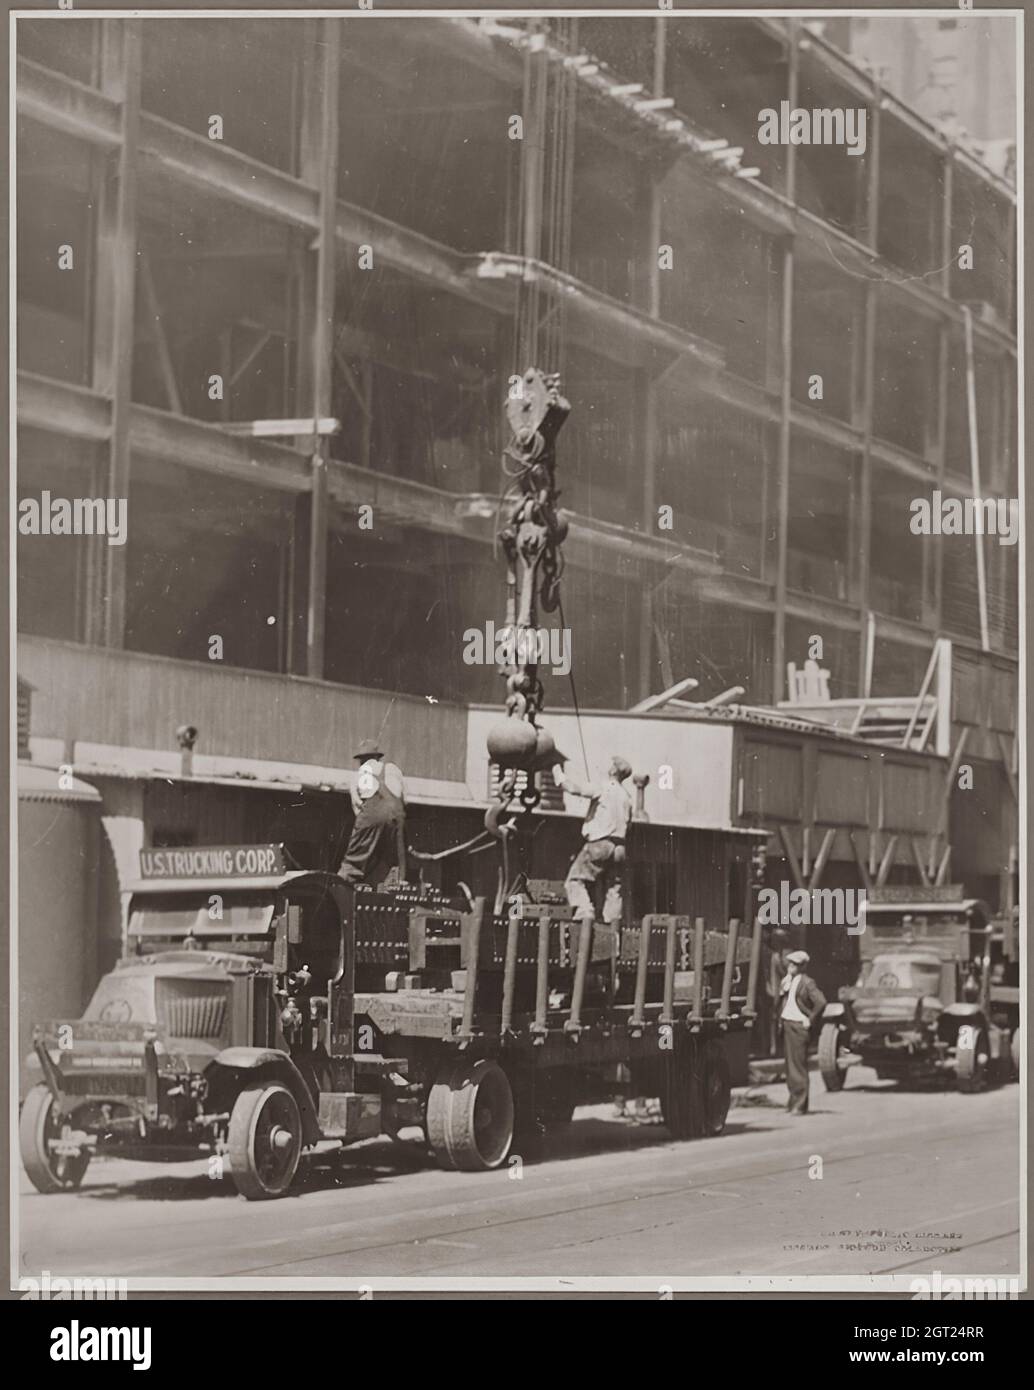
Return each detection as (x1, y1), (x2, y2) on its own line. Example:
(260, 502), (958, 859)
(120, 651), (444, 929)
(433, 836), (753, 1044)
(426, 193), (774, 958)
(228, 1082), (303, 1200)
(539, 1087), (576, 1127)
(661, 1039), (731, 1140)
(427, 1059), (515, 1171)
(700, 1041), (732, 1136)
(818, 1023), (847, 1092)
(509, 1074), (575, 1149)
(20, 1084), (91, 1194)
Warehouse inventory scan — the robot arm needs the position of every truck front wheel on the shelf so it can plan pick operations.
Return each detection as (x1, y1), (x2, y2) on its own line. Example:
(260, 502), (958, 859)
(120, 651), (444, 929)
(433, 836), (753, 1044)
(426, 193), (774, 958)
(955, 1026), (990, 1094)
(19, 1084), (91, 1194)
(818, 1023), (846, 1092)
(228, 1082), (302, 1200)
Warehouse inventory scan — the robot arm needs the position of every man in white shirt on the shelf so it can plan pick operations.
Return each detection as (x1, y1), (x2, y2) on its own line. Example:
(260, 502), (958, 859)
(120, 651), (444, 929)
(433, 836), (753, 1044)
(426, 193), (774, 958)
(779, 949), (826, 1114)
(553, 756), (633, 926)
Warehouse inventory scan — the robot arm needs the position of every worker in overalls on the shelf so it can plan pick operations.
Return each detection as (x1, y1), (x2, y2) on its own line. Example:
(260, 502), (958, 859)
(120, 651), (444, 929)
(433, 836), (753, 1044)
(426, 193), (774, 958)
(340, 739), (407, 887)
(553, 755), (633, 926)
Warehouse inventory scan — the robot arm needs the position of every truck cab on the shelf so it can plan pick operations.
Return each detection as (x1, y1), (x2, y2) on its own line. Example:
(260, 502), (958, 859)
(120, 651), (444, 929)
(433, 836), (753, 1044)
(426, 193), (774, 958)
(20, 845), (362, 1200)
(817, 889), (1019, 1094)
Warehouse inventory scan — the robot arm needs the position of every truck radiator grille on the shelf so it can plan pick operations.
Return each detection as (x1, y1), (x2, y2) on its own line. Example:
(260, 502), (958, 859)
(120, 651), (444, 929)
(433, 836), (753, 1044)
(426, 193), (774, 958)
(62, 1071), (148, 1097)
(156, 982), (228, 1039)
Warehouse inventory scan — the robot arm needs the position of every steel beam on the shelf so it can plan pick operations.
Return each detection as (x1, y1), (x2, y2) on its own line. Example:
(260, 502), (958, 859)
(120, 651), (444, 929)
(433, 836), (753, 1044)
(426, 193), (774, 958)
(867, 82), (882, 253)
(131, 403), (311, 494)
(771, 24), (798, 703)
(18, 50), (1015, 351)
(141, 108), (319, 230)
(17, 371), (111, 441)
(855, 283), (877, 693)
(794, 202), (1012, 353)
(14, 366), (1022, 683)
(772, 240), (793, 703)
(637, 157), (664, 702)
(92, 23), (141, 650)
(932, 317), (951, 635)
(962, 307), (991, 652)
(711, 366), (939, 487)
(653, 14), (667, 99)
(14, 370), (720, 577)
(785, 21), (799, 205)
(17, 59), (121, 148)
(17, 55), (1013, 391)
(790, 400), (865, 455)
(299, 19), (340, 680)
(870, 435), (938, 488)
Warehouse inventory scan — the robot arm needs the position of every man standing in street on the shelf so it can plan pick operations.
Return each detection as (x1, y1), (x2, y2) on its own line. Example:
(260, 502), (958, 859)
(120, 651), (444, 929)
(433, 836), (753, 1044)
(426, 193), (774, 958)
(553, 755), (633, 927)
(779, 949), (826, 1115)
(340, 739), (407, 887)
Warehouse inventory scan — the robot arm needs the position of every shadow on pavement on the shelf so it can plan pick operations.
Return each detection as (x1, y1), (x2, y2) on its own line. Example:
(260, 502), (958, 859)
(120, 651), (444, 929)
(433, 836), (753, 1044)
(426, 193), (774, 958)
(44, 1108), (781, 1201)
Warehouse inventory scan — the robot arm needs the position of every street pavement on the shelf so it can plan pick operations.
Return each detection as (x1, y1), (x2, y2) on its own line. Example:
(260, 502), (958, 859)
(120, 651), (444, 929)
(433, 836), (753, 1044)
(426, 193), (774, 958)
(17, 1075), (1019, 1283)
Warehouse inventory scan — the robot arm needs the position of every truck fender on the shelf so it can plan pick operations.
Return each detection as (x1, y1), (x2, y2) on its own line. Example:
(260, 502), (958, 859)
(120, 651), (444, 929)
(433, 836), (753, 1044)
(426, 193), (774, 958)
(938, 1003), (988, 1045)
(207, 1049), (321, 1146)
(941, 1003), (987, 1025)
(820, 1003), (845, 1022)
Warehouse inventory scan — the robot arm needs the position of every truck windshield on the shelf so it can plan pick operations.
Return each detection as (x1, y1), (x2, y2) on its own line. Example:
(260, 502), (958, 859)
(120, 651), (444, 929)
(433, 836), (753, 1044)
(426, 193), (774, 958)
(128, 893), (275, 939)
(860, 956), (942, 994)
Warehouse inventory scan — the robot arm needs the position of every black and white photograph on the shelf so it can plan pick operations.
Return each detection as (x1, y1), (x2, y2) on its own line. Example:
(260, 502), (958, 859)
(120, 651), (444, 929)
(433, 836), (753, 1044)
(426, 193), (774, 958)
(10, 2), (1025, 1315)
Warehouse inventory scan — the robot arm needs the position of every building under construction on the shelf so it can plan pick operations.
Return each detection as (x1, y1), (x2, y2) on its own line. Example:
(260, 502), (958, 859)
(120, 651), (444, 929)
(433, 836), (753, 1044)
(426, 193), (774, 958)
(15, 15), (1019, 1025)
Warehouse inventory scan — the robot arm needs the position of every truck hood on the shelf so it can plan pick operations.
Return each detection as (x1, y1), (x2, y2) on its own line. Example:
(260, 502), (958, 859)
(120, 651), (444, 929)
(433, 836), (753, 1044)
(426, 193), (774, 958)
(849, 991), (924, 1025)
(32, 954), (244, 1068)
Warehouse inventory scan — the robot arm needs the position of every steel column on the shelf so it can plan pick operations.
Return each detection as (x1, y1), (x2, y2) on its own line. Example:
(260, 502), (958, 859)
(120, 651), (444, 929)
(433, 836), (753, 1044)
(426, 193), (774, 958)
(92, 22), (141, 649)
(855, 284), (877, 692)
(297, 20), (340, 679)
(771, 241), (794, 703)
(771, 24), (798, 703)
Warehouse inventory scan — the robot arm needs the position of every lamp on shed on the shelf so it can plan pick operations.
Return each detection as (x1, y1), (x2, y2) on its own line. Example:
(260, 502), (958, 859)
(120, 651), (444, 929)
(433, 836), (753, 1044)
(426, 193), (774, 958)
(176, 724), (199, 779)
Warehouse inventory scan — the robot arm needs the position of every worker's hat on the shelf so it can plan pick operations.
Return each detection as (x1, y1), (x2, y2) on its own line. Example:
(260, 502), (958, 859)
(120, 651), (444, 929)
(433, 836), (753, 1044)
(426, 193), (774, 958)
(786, 950), (810, 966)
(353, 738), (385, 759)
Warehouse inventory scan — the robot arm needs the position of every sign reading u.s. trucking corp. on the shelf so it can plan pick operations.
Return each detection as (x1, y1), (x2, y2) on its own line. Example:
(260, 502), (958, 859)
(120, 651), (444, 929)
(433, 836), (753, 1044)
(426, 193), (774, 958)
(139, 844), (286, 880)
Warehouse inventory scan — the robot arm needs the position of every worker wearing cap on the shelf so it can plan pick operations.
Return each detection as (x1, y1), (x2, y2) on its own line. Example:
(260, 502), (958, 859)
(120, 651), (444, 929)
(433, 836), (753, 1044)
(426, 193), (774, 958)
(553, 756), (633, 926)
(340, 739), (407, 887)
(779, 949), (827, 1115)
